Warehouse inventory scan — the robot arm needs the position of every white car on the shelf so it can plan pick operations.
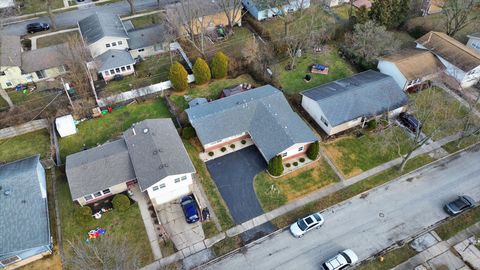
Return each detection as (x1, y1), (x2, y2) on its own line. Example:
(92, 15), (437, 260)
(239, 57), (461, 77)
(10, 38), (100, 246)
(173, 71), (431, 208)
(289, 212), (324, 238)
(321, 249), (358, 270)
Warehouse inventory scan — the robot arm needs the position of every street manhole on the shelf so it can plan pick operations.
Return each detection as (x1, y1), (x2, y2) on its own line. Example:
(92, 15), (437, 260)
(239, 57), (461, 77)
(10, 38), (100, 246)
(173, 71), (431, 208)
(379, 212), (384, 218)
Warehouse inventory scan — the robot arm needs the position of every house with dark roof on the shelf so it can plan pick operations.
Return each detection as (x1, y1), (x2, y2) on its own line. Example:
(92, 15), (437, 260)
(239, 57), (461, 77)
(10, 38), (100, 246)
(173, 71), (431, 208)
(416, 31), (480, 88)
(185, 85), (317, 161)
(377, 49), (445, 91)
(301, 70), (408, 136)
(467, 32), (480, 54)
(66, 119), (196, 206)
(242, 0), (310, 21)
(0, 155), (52, 269)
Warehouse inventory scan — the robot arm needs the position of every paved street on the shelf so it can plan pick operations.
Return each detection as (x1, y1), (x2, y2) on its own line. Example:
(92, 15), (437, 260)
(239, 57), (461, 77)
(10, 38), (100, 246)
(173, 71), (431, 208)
(203, 146), (480, 270)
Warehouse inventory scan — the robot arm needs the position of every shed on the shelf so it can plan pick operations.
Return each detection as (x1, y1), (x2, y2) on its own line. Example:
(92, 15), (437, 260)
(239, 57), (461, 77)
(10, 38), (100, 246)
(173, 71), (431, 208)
(55, 115), (77, 137)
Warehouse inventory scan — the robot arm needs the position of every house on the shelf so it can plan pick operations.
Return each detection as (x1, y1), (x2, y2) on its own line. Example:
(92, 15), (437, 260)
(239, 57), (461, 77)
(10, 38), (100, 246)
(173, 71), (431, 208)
(352, 0), (372, 8)
(377, 49), (445, 91)
(0, 0), (14, 9)
(416, 31), (480, 88)
(321, 0), (349, 7)
(467, 33), (480, 53)
(301, 70), (408, 136)
(0, 155), (52, 269)
(185, 85), (317, 162)
(78, 13), (170, 81)
(0, 36), (68, 89)
(65, 119), (196, 207)
(421, 0), (444, 16)
(242, 0), (310, 21)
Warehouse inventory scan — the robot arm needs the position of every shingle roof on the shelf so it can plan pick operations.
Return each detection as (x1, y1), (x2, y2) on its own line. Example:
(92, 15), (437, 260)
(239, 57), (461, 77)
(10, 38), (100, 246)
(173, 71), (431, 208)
(186, 85), (317, 161)
(65, 139), (136, 200)
(468, 32), (480, 39)
(416, 31), (480, 71)
(123, 119), (195, 191)
(21, 43), (69, 73)
(78, 12), (128, 45)
(166, 0), (225, 19)
(0, 35), (21, 67)
(0, 155), (51, 257)
(128, 24), (168, 50)
(301, 70), (408, 126)
(381, 49), (445, 81)
(94, 49), (135, 71)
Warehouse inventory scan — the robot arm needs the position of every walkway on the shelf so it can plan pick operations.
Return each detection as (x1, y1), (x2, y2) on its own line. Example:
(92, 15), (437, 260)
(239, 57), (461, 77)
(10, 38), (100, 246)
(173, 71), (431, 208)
(130, 186), (163, 260)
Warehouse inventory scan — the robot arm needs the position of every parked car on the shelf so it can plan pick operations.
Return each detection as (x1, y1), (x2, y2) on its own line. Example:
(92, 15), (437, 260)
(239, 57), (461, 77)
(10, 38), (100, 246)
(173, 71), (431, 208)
(26, 22), (50, 34)
(399, 112), (422, 133)
(289, 212), (324, 238)
(444, 195), (475, 216)
(180, 195), (199, 223)
(321, 249), (358, 270)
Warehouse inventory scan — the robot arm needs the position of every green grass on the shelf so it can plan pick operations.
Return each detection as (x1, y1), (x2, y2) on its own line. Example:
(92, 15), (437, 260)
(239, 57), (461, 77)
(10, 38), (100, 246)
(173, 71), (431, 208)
(254, 159), (340, 211)
(55, 167), (153, 266)
(271, 154), (434, 228)
(59, 98), (171, 160)
(19, 0), (64, 14)
(36, 31), (80, 48)
(202, 221), (220, 239)
(211, 235), (242, 257)
(332, 4), (353, 20)
(324, 127), (410, 178)
(183, 139), (235, 230)
(435, 206), (480, 240)
(0, 89), (58, 110)
(356, 245), (417, 270)
(442, 135), (480, 153)
(274, 50), (355, 95)
(128, 13), (163, 28)
(0, 129), (51, 163)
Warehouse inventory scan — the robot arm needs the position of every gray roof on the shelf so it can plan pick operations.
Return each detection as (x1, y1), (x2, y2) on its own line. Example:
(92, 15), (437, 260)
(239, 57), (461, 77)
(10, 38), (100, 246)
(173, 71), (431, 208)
(123, 119), (195, 191)
(250, 0), (290, 11)
(468, 32), (480, 39)
(0, 155), (51, 258)
(166, 0), (225, 19)
(65, 139), (136, 200)
(128, 24), (168, 50)
(186, 85), (317, 161)
(0, 35), (21, 67)
(78, 12), (128, 45)
(21, 43), (69, 73)
(94, 49), (135, 71)
(301, 70), (409, 126)
(188, 97), (208, 108)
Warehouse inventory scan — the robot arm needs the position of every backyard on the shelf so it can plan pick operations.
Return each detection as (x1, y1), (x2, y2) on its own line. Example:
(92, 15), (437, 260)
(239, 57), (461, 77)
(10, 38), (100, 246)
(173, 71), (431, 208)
(59, 98), (172, 160)
(0, 129), (51, 163)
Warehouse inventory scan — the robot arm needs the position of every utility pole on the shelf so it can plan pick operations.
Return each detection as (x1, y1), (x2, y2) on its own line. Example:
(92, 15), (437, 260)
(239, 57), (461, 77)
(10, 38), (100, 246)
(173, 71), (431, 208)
(61, 77), (75, 110)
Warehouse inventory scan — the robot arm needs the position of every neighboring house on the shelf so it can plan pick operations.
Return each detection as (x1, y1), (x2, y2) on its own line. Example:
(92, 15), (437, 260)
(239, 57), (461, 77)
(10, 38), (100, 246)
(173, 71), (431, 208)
(421, 0), (444, 16)
(467, 33), (480, 54)
(66, 119), (196, 207)
(242, 0), (310, 20)
(321, 0), (349, 7)
(378, 49), (445, 91)
(352, 0), (372, 8)
(0, 0), (14, 9)
(166, 0), (242, 36)
(0, 36), (68, 89)
(301, 70), (408, 136)
(0, 155), (52, 269)
(416, 31), (480, 88)
(185, 85), (317, 162)
(78, 13), (170, 81)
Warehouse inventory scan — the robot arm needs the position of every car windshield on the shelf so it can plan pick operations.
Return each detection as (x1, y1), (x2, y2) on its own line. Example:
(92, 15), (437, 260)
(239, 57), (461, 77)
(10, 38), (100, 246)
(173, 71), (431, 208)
(453, 199), (468, 209)
(296, 219), (308, 231)
(340, 252), (351, 264)
(181, 199), (192, 206)
(313, 213), (322, 222)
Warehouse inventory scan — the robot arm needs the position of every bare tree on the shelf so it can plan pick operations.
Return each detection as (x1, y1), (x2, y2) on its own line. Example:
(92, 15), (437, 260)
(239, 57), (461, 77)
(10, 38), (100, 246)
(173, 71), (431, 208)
(455, 86), (480, 147)
(214, 0), (244, 32)
(126, 0), (135, 15)
(45, 0), (57, 31)
(443, 0), (477, 37)
(268, 0), (309, 36)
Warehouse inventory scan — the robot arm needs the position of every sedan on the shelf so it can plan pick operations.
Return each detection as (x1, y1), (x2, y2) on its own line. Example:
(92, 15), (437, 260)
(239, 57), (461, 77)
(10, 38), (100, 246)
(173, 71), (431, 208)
(444, 195), (475, 216)
(399, 112), (422, 133)
(180, 195), (199, 223)
(321, 249), (358, 270)
(26, 22), (50, 34)
(289, 212), (324, 238)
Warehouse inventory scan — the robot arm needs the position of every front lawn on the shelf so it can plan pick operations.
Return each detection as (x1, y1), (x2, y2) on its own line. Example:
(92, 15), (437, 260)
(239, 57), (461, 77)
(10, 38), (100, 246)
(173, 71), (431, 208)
(19, 0), (64, 14)
(324, 127), (410, 178)
(0, 129), (51, 163)
(442, 135), (480, 153)
(128, 13), (163, 28)
(435, 206), (480, 240)
(55, 168), (153, 266)
(356, 245), (417, 270)
(273, 50), (355, 95)
(36, 31), (80, 48)
(59, 98), (171, 160)
(254, 159), (340, 211)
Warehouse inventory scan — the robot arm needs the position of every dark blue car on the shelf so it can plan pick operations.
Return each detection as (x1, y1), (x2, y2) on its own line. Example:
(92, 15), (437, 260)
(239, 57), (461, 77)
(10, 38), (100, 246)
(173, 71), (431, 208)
(181, 195), (199, 223)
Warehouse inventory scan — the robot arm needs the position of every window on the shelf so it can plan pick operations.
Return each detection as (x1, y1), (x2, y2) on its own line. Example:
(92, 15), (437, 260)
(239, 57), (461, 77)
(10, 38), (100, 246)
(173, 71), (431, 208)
(102, 189), (111, 194)
(126, 65), (131, 70)
(35, 70), (46, 79)
(181, 175), (187, 181)
(159, 183), (166, 188)
(105, 70), (110, 76)
(138, 48), (145, 52)
(153, 186), (159, 191)
(0, 256), (20, 266)
(320, 116), (329, 127)
(121, 66), (126, 71)
(6, 81), (12, 87)
(174, 178), (180, 183)
(106, 44), (111, 48)
(298, 146), (304, 152)
(112, 42), (117, 47)
(282, 152), (287, 157)
(115, 68), (120, 73)
(118, 40), (123, 45)
(110, 69), (115, 74)
(84, 194), (94, 201)
(93, 191), (102, 198)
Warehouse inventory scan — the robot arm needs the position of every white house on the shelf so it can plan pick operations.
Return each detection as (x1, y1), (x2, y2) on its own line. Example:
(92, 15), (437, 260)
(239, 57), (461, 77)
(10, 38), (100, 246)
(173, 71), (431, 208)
(416, 31), (480, 88)
(242, 0), (310, 21)
(378, 49), (445, 91)
(65, 119), (196, 207)
(301, 70), (409, 136)
(467, 33), (480, 54)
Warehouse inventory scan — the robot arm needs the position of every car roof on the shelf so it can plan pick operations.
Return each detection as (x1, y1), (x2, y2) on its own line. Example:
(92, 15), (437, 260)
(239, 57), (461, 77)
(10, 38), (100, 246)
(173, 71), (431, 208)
(461, 195), (475, 205)
(325, 254), (347, 269)
(304, 216), (315, 225)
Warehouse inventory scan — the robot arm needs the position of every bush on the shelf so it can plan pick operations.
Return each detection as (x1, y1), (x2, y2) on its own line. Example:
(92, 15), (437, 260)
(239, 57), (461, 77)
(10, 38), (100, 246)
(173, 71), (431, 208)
(285, 163), (291, 168)
(299, 158), (305, 163)
(112, 194), (131, 212)
(21, 39), (32, 50)
(230, 144), (235, 149)
(241, 140), (246, 144)
(306, 141), (320, 160)
(366, 119), (378, 129)
(182, 127), (196, 140)
(193, 57), (211, 85)
(268, 156), (284, 176)
(169, 61), (189, 92)
(76, 206), (92, 223)
(293, 162), (298, 166)
(221, 147), (227, 152)
(211, 51), (229, 79)
(408, 25), (428, 39)
(208, 151), (214, 156)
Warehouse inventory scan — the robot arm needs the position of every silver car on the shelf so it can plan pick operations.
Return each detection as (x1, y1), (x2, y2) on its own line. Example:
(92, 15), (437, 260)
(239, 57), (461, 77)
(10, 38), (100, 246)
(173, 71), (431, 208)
(289, 212), (324, 238)
(444, 195), (475, 215)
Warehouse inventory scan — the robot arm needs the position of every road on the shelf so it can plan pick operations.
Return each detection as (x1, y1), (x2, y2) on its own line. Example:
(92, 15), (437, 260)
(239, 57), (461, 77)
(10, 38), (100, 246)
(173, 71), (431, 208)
(202, 146), (480, 270)
(1, 0), (173, 36)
